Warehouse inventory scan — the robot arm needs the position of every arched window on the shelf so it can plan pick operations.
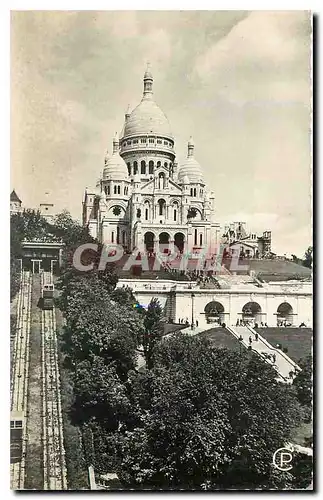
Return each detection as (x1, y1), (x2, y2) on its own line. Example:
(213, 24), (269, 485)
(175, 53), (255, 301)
(173, 201), (178, 222)
(124, 186), (127, 195)
(117, 226), (120, 244)
(158, 199), (166, 216)
(164, 162), (168, 168)
(194, 229), (197, 246)
(111, 231), (114, 243)
(127, 162), (131, 176)
(190, 188), (193, 196)
(104, 185), (107, 195)
(158, 172), (165, 190)
(141, 160), (146, 174)
(133, 161), (138, 174)
(149, 160), (154, 174)
(122, 231), (126, 245)
(157, 161), (161, 168)
(144, 201), (150, 221)
(194, 188), (197, 197)
(117, 185), (121, 195)
(114, 185), (117, 194)
(199, 233), (203, 246)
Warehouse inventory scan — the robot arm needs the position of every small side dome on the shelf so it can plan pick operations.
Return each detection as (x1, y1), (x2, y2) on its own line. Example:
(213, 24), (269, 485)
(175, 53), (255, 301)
(178, 138), (204, 184)
(103, 135), (129, 181)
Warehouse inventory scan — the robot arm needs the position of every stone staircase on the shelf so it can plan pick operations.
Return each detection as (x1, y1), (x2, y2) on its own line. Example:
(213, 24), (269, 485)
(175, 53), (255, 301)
(226, 325), (301, 383)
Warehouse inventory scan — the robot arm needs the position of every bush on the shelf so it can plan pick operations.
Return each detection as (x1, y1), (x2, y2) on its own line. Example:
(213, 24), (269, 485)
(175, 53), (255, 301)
(283, 347), (288, 353)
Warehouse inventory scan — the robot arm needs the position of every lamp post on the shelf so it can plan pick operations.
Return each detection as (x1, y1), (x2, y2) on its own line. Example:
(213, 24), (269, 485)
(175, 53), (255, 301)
(191, 292), (195, 329)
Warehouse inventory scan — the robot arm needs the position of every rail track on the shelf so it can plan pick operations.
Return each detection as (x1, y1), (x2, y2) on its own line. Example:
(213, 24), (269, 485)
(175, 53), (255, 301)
(41, 271), (67, 490)
(10, 271), (32, 490)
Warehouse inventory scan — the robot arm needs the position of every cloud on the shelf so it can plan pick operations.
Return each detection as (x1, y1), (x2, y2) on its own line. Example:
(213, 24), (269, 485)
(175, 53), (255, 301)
(193, 11), (311, 105)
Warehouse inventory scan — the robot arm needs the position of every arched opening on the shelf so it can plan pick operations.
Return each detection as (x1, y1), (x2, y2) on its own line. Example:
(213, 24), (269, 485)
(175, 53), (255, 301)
(116, 226), (120, 244)
(107, 185), (110, 195)
(190, 188), (193, 196)
(114, 185), (117, 194)
(158, 172), (165, 189)
(122, 230), (126, 246)
(111, 231), (115, 243)
(133, 161), (138, 174)
(277, 303), (294, 326)
(127, 162), (131, 176)
(144, 232), (154, 253)
(199, 233), (203, 246)
(157, 161), (161, 168)
(117, 185), (121, 194)
(242, 302), (262, 326)
(194, 188), (197, 197)
(104, 185), (107, 195)
(173, 201), (178, 222)
(149, 161), (154, 174)
(159, 232), (170, 253)
(144, 201), (150, 221)
(158, 199), (166, 216)
(164, 162), (168, 168)
(194, 229), (198, 246)
(141, 160), (146, 175)
(174, 232), (185, 254)
(204, 301), (225, 325)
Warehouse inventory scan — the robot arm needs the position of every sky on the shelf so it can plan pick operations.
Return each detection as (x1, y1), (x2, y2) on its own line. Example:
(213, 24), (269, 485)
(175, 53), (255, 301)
(10, 10), (312, 256)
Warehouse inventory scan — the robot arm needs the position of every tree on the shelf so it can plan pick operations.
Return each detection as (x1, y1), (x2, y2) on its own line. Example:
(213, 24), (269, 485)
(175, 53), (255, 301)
(118, 333), (302, 490)
(142, 298), (163, 369)
(303, 246), (313, 269)
(293, 355), (312, 416)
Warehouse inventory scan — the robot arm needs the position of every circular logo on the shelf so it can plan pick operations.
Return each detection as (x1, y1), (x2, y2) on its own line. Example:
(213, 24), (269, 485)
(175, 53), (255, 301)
(273, 447), (293, 471)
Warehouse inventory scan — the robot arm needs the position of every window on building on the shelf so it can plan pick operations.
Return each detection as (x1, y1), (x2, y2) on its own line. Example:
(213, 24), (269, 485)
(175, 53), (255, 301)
(193, 188), (197, 197)
(194, 229), (197, 246)
(190, 188), (193, 196)
(141, 160), (146, 175)
(133, 161), (138, 174)
(141, 138), (146, 143)
(199, 233), (203, 246)
(158, 199), (166, 216)
(145, 208), (149, 220)
(149, 138), (154, 143)
(149, 160), (154, 174)
(114, 185), (117, 194)
(117, 185), (121, 194)
(104, 185), (107, 195)
(133, 139), (138, 144)
(127, 140), (131, 145)
(158, 172), (166, 189)
(164, 162), (168, 168)
(174, 209), (177, 221)
(157, 139), (162, 144)
(122, 231), (126, 245)
(117, 227), (120, 244)
(127, 162), (131, 176)
(111, 231), (114, 243)
(163, 141), (168, 145)
(157, 161), (161, 167)
(108, 185), (110, 195)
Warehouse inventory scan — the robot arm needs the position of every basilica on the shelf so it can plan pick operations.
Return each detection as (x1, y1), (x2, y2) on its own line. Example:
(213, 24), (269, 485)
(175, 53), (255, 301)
(82, 66), (220, 253)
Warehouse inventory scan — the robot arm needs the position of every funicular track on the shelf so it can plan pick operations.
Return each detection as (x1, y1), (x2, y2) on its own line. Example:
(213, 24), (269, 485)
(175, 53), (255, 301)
(41, 271), (67, 490)
(10, 271), (32, 490)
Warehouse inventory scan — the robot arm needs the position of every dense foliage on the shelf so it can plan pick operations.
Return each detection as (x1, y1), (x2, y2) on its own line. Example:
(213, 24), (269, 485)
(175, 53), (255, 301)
(117, 335), (302, 490)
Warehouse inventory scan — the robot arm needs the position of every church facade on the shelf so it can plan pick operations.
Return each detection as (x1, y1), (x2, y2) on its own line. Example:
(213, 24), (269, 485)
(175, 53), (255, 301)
(83, 67), (220, 253)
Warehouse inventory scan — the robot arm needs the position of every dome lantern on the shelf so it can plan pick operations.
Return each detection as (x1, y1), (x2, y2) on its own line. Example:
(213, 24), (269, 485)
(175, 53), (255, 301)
(143, 62), (153, 100)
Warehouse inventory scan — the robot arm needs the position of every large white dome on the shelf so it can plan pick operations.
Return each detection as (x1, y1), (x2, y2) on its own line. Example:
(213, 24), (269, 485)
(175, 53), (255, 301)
(122, 66), (173, 140)
(123, 98), (173, 139)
